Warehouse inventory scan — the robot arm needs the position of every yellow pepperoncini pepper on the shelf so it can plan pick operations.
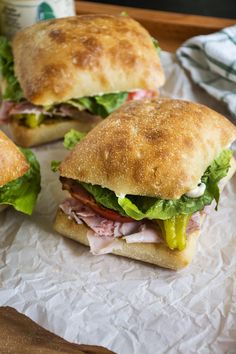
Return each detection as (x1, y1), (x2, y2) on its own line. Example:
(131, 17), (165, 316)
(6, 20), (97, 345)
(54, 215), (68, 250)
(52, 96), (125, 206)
(13, 114), (45, 128)
(25, 114), (44, 128)
(156, 214), (191, 251)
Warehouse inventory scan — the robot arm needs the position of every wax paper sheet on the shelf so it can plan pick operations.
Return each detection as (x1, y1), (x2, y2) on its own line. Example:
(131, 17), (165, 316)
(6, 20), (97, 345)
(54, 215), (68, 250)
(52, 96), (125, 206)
(0, 52), (236, 354)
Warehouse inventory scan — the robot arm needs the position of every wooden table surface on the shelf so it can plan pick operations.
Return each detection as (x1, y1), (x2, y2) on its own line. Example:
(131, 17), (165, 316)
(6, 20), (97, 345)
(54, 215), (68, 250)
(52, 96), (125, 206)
(75, 1), (236, 51)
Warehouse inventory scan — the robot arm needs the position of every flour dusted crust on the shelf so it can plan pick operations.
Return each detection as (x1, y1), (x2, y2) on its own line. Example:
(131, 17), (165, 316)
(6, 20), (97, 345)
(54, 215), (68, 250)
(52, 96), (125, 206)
(60, 99), (236, 199)
(10, 113), (102, 147)
(12, 15), (165, 105)
(0, 130), (29, 186)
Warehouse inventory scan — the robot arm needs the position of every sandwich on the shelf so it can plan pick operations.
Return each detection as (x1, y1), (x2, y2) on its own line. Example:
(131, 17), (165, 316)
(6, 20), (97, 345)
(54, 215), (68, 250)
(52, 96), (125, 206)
(54, 98), (236, 270)
(0, 129), (40, 214)
(0, 14), (164, 147)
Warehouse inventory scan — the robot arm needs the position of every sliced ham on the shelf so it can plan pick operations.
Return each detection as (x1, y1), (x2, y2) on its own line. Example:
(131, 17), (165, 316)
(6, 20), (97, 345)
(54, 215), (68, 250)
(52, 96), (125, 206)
(203, 202), (215, 215)
(60, 197), (94, 218)
(0, 100), (88, 121)
(114, 222), (141, 237)
(9, 101), (45, 116)
(55, 104), (85, 119)
(61, 199), (125, 254)
(124, 224), (163, 243)
(60, 198), (142, 238)
(186, 204), (214, 234)
(0, 100), (52, 120)
(0, 100), (15, 122)
(9, 101), (81, 118)
(87, 230), (122, 255)
(60, 198), (164, 255)
(186, 212), (201, 234)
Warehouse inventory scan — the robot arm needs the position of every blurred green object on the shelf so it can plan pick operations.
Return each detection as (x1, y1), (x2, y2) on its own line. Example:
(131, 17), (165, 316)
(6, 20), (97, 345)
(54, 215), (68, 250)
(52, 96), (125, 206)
(25, 114), (45, 128)
(37, 2), (56, 21)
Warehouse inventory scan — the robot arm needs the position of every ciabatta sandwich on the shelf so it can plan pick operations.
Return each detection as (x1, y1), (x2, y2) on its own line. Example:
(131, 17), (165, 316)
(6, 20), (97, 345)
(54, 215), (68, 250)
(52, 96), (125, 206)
(0, 14), (164, 147)
(54, 99), (236, 269)
(0, 130), (40, 214)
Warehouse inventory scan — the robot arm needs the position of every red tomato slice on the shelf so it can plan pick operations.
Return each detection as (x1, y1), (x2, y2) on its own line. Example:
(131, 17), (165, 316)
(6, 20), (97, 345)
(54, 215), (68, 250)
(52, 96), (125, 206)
(61, 177), (134, 223)
(127, 90), (158, 101)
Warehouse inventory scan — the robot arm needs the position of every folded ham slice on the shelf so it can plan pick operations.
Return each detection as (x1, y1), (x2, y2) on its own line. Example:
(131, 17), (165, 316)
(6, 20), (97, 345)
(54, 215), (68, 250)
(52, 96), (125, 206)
(0, 101), (15, 122)
(9, 101), (47, 116)
(2, 100), (86, 119)
(87, 230), (122, 255)
(186, 212), (201, 234)
(124, 226), (162, 244)
(60, 198), (164, 255)
(0, 99), (89, 122)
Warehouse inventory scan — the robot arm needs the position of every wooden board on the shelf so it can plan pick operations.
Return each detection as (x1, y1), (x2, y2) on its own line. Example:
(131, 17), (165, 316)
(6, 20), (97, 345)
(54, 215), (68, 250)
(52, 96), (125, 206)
(75, 1), (236, 51)
(0, 306), (115, 354)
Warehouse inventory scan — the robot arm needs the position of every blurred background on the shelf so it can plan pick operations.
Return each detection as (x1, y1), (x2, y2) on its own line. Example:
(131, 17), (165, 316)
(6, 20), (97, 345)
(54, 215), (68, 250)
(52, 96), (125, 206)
(85, 0), (236, 18)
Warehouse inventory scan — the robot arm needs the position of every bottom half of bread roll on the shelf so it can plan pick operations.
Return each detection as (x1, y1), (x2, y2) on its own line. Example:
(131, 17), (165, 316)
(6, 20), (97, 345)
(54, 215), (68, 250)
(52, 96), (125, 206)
(54, 209), (201, 270)
(9, 113), (101, 148)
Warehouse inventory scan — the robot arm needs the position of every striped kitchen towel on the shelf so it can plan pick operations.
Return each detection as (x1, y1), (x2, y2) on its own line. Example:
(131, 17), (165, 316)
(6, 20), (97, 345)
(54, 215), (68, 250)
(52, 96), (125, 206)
(176, 25), (236, 120)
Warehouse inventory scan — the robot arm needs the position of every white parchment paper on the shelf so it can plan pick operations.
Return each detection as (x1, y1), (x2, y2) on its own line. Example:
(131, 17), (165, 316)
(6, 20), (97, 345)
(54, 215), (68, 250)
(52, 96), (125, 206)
(0, 52), (236, 354)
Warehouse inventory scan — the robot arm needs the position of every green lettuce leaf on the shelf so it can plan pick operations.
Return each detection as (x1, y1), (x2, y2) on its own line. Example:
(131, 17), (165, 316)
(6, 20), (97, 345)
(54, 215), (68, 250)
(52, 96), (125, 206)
(118, 191), (213, 221)
(81, 182), (127, 216)
(79, 149), (233, 220)
(0, 148), (41, 214)
(51, 129), (86, 172)
(69, 92), (128, 118)
(201, 149), (232, 207)
(152, 37), (161, 55)
(0, 36), (24, 101)
(94, 93), (128, 115)
(51, 160), (61, 172)
(63, 129), (86, 150)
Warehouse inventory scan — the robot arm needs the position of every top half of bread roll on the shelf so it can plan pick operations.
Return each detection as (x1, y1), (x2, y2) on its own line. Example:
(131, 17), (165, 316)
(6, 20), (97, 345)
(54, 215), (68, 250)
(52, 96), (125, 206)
(12, 14), (165, 106)
(59, 98), (236, 199)
(0, 130), (29, 187)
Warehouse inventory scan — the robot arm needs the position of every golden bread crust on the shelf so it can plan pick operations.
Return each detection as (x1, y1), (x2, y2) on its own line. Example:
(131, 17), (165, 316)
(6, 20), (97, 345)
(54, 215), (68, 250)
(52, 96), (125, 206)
(9, 113), (101, 147)
(54, 209), (199, 270)
(12, 15), (165, 105)
(60, 98), (236, 199)
(0, 130), (29, 186)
